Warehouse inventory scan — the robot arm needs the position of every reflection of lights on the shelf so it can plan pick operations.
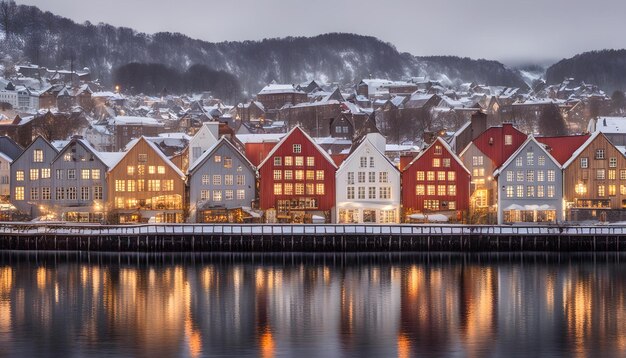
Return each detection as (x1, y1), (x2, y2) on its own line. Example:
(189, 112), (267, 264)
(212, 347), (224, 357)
(407, 266), (422, 299)
(0, 267), (12, 295)
(259, 328), (275, 358)
(36, 267), (47, 290)
(397, 333), (411, 358)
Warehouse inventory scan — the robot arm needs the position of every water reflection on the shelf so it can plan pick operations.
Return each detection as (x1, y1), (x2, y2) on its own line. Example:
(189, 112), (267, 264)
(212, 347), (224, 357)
(0, 252), (625, 358)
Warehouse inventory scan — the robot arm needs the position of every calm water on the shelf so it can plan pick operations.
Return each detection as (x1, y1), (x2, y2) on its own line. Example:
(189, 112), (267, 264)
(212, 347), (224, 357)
(0, 252), (625, 358)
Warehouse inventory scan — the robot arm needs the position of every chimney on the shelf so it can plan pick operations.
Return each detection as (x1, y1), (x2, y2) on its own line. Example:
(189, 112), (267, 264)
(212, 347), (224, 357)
(470, 111), (487, 140)
(400, 153), (419, 171)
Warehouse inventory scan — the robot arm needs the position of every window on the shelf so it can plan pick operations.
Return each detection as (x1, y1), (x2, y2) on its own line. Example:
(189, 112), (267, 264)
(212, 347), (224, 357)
(547, 170), (555, 182)
(379, 172), (388, 183)
(609, 184), (616, 196)
(224, 157), (233, 168)
(283, 170), (292, 180)
(225, 175), (234, 186)
(162, 180), (174, 191)
(293, 144), (301, 153)
(306, 170), (314, 180)
(213, 190), (222, 202)
(416, 185), (425, 195)
(307, 157), (315, 167)
(33, 149), (43, 162)
(597, 169), (606, 180)
(63, 153), (72, 162)
(515, 157), (522, 167)
(42, 187), (50, 200)
(202, 175), (210, 185)
(127, 166), (135, 176)
(448, 201), (456, 210)
(157, 166), (165, 174)
(348, 172), (355, 184)
(273, 183), (282, 195)
(214, 155), (222, 163)
(424, 200), (439, 210)
(369, 187), (376, 199)
(504, 135), (512, 145)
(448, 172), (455, 181)
(437, 185), (446, 196)
(417, 171), (425, 181)
(506, 186), (514, 198)
(30, 188), (38, 200)
(138, 153), (147, 162)
(29, 169), (38, 181)
(610, 157), (617, 168)
(274, 157), (282, 166)
(115, 180), (125, 192)
(434, 145), (442, 155)
(609, 170), (616, 180)
(448, 185), (456, 196)
(92, 169), (100, 180)
(138, 165), (145, 176)
(380, 187), (391, 199)
(443, 158), (451, 168)
(295, 156), (304, 166)
(115, 197), (124, 209)
(148, 180), (160, 191)
(148, 166), (156, 174)
(506, 171), (513, 182)
(237, 190), (245, 200)
(225, 189), (234, 200)
(94, 186), (102, 200)
(284, 183), (293, 195)
(369, 157), (375, 168)
(237, 175), (245, 186)
(295, 170), (304, 180)
(427, 171), (435, 181)
(81, 187), (89, 200)
(137, 180), (144, 191)
(41, 168), (50, 179)
(15, 187), (24, 200)
(358, 172), (365, 183)
(316, 183), (325, 195)
(517, 185), (524, 198)
(358, 187), (365, 199)
(127, 180), (136, 192)
(427, 185), (436, 195)
(369, 172), (376, 183)
(316, 171), (324, 180)
(537, 171), (545, 182)
(67, 187), (77, 200)
(526, 186), (535, 197)
(213, 175), (222, 185)
(527, 152), (534, 166)
(16, 170), (24, 181)
(347, 187), (355, 199)
(580, 157), (588, 168)
(472, 156), (484, 166)
(538, 156), (545, 166)
(284, 156), (293, 166)
(55, 187), (64, 200)
(68, 169), (76, 180)
(437, 171), (446, 181)
(472, 168), (485, 177)
(622, 170), (626, 180)
(432, 158), (441, 167)
(598, 185), (605, 196)
(200, 189), (209, 200)
(596, 149), (605, 160)
(81, 169), (90, 180)
(526, 170), (535, 182)
(273, 170), (282, 180)
(537, 185), (544, 198)
(547, 185), (555, 198)
(517, 170), (524, 182)
(297, 183), (306, 195)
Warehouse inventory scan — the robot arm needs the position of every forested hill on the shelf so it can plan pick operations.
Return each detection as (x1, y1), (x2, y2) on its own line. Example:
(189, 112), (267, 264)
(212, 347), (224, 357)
(0, 1), (528, 96)
(546, 50), (626, 93)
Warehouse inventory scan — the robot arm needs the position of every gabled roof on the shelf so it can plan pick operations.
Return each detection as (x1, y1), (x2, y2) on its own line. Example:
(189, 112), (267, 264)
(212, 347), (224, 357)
(258, 126), (338, 169)
(493, 135), (562, 177)
(337, 135), (398, 174)
(188, 136), (255, 175)
(111, 136), (185, 178)
(52, 137), (123, 169)
(469, 124), (527, 168)
(11, 135), (58, 165)
(404, 137), (470, 175)
(536, 134), (590, 166)
(0, 136), (23, 160)
(561, 131), (615, 168)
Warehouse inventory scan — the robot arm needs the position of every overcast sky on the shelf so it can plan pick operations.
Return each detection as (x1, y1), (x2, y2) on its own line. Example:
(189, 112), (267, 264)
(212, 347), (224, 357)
(15, 0), (626, 65)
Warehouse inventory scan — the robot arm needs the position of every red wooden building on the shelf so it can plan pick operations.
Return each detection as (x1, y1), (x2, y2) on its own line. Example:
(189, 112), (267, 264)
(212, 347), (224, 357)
(472, 123), (527, 169)
(402, 137), (470, 222)
(258, 126), (337, 223)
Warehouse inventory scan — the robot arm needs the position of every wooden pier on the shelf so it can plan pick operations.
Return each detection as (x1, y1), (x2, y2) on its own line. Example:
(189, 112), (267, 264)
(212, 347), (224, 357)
(0, 223), (625, 252)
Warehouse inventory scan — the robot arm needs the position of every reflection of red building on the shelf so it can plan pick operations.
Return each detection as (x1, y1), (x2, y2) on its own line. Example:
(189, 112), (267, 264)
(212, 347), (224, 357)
(402, 137), (470, 221)
(258, 126), (337, 223)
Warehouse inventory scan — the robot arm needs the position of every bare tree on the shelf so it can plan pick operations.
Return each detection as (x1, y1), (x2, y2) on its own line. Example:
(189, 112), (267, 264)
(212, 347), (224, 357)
(0, 0), (17, 39)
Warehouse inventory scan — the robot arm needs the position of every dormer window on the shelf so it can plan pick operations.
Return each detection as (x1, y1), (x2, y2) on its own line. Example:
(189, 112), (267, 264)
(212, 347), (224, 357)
(434, 145), (442, 155)
(293, 144), (302, 153)
(33, 149), (44, 163)
(504, 135), (512, 145)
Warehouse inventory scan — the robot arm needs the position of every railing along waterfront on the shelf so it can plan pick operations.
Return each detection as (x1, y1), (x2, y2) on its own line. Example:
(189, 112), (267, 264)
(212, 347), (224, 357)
(0, 223), (624, 252)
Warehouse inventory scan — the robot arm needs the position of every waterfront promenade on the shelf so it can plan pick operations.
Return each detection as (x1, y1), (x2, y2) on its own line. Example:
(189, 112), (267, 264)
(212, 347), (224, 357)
(0, 223), (625, 252)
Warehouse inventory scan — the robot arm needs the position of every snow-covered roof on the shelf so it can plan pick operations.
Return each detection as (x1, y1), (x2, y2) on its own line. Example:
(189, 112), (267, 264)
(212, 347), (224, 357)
(593, 117), (626, 134)
(236, 133), (286, 144)
(258, 83), (303, 95)
(258, 126), (338, 169)
(188, 136), (255, 174)
(110, 116), (163, 127)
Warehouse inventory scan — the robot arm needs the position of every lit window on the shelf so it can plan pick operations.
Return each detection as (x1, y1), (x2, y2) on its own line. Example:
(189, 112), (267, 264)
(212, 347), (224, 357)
(41, 168), (50, 179)
(526, 152), (534, 166)
(596, 169), (605, 180)
(526, 185), (535, 197)
(427, 185), (435, 195)
(424, 200), (439, 210)
(63, 153), (72, 162)
(202, 175), (210, 185)
(115, 197), (124, 209)
(81, 169), (90, 180)
(515, 157), (522, 167)
(448, 171), (455, 181)
(127, 180), (136, 192)
(293, 144), (301, 153)
(621, 170), (626, 180)
(437, 185), (446, 196)
(437, 171), (446, 181)
(284, 156), (293, 166)
(609, 184), (616, 196)
(148, 179), (160, 191)
(537, 185), (544, 197)
(214, 155), (222, 163)
(273, 183), (282, 195)
(448, 201), (456, 210)
(517, 185), (524, 198)
(609, 170), (616, 180)
(434, 146), (442, 155)
(506, 186), (514, 198)
(295, 170), (304, 180)
(33, 149), (43, 162)
(472, 156), (484, 166)
(29, 169), (39, 181)
(157, 166), (165, 174)
(127, 166), (135, 176)
(138, 165), (145, 176)
(225, 189), (234, 200)
(598, 184), (605, 197)
(224, 157), (232, 168)
(307, 157), (315, 166)
(504, 135), (512, 145)
(213, 175), (222, 185)
(432, 158), (440, 167)
(273, 170), (282, 180)
(92, 169), (100, 180)
(298, 183), (307, 195)
(547, 170), (556, 182)
(284, 170), (293, 180)
(538, 156), (545, 166)
(537, 171), (545, 181)
(237, 189), (245, 200)
(284, 183), (293, 195)
(416, 185), (425, 195)
(306, 170), (314, 180)
(295, 156), (304, 166)
(162, 180), (174, 191)
(417, 171), (425, 181)
(316, 183), (325, 195)
(316, 170), (324, 180)
(213, 190), (222, 202)
(148, 166), (156, 174)
(427, 171), (435, 181)
(115, 180), (125, 192)
(517, 171), (524, 182)
(547, 185), (555, 198)
(448, 185), (456, 196)
(506, 171), (513, 182)
(200, 189), (209, 200)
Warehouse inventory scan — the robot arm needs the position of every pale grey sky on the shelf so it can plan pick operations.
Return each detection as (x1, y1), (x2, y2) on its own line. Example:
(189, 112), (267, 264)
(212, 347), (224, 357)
(15, 0), (626, 65)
